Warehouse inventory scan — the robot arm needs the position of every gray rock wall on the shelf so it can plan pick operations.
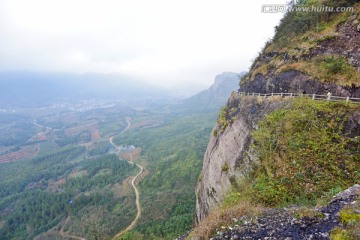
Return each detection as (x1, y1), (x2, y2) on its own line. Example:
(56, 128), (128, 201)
(195, 95), (286, 223)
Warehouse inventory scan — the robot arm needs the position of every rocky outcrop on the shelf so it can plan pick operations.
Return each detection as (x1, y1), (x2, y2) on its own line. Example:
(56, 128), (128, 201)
(241, 12), (360, 98)
(195, 95), (287, 223)
(310, 21), (360, 68)
(241, 70), (360, 97)
(211, 185), (360, 240)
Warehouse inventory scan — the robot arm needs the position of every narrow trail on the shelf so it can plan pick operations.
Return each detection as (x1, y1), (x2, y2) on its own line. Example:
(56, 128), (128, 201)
(59, 216), (86, 240)
(110, 118), (144, 239)
(59, 118), (142, 240)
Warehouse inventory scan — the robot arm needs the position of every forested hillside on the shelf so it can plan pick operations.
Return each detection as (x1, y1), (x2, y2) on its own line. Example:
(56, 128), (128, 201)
(114, 113), (217, 239)
(0, 79), (227, 239)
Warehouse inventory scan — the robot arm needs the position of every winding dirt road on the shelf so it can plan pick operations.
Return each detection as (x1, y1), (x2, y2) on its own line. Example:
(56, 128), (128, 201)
(59, 118), (143, 240)
(110, 118), (144, 239)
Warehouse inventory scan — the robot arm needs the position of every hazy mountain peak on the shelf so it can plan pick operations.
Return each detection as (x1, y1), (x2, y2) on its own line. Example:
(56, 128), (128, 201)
(180, 71), (246, 112)
(211, 71), (246, 91)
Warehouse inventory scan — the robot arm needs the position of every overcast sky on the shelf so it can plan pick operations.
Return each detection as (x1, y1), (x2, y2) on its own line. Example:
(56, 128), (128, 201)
(0, 0), (287, 92)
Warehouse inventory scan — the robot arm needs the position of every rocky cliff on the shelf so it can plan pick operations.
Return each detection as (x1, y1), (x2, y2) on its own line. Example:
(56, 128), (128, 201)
(195, 95), (287, 223)
(195, 0), (360, 233)
(181, 72), (246, 111)
(240, 2), (360, 97)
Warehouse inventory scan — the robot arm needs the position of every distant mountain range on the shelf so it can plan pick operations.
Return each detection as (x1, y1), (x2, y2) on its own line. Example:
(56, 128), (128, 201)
(181, 72), (246, 111)
(0, 71), (168, 107)
(0, 71), (246, 110)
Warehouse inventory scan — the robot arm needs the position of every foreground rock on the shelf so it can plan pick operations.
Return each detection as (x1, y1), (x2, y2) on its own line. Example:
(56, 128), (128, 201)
(211, 185), (360, 240)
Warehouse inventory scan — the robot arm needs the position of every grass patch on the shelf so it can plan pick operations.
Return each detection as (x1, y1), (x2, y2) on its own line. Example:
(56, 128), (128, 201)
(217, 106), (229, 133)
(250, 98), (360, 207)
(245, 2), (360, 86)
(189, 201), (262, 240)
(266, 1), (358, 53)
(295, 207), (326, 220)
(276, 55), (360, 87)
(216, 105), (239, 134)
(221, 162), (229, 172)
(330, 199), (360, 240)
(191, 177), (262, 239)
(251, 63), (270, 79)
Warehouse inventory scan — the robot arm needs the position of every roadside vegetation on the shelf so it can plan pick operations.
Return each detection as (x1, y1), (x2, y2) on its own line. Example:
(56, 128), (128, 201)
(245, 0), (360, 87)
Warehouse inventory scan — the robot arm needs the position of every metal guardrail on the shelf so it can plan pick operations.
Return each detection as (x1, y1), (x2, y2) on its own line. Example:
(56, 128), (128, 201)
(237, 92), (360, 105)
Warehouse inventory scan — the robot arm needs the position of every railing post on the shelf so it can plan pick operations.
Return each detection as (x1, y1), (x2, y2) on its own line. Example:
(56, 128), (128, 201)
(252, 92), (254, 97)
(290, 93), (293, 98)
(327, 93), (331, 101)
(312, 94), (315, 100)
(346, 96), (349, 106)
(281, 93), (283, 98)
(271, 92), (274, 96)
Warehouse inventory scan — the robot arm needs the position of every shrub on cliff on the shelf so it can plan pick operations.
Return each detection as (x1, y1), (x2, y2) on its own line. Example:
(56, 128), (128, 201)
(251, 98), (360, 206)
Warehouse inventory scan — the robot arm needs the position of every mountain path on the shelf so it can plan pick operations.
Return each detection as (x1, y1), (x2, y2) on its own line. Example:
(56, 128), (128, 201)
(110, 118), (144, 239)
(59, 118), (143, 240)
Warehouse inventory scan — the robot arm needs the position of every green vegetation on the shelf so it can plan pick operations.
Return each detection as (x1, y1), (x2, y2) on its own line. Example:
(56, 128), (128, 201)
(0, 146), (85, 198)
(194, 97), (359, 238)
(117, 231), (145, 240)
(330, 199), (360, 240)
(193, 0), (360, 237)
(0, 120), (37, 146)
(55, 130), (92, 147)
(250, 98), (360, 206)
(114, 113), (216, 239)
(0, 100), (219, 239)
(215, 98), (359, 209)
(276, 55), (360, 86)
(294, 207), (326, 220)
(221, 162), (229, 172)
(246, 0), (360, 87)
(88, 141), (111, 156)
(0, 147), (137, 239)
(216, 105), (238, 134)
(217, 106), (229, 133)
(64, 154), (136, 192)
(212, 129), (217, 137)
(271, 0), (357, 50)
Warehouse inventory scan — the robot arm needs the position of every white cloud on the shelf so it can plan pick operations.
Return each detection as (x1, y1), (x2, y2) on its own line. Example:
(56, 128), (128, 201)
(0, 0), (287, 92)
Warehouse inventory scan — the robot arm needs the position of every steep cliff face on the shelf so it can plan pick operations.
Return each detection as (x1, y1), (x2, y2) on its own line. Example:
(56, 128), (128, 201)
(195, 0), (360, 225)
(195, 95), (286, 223)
